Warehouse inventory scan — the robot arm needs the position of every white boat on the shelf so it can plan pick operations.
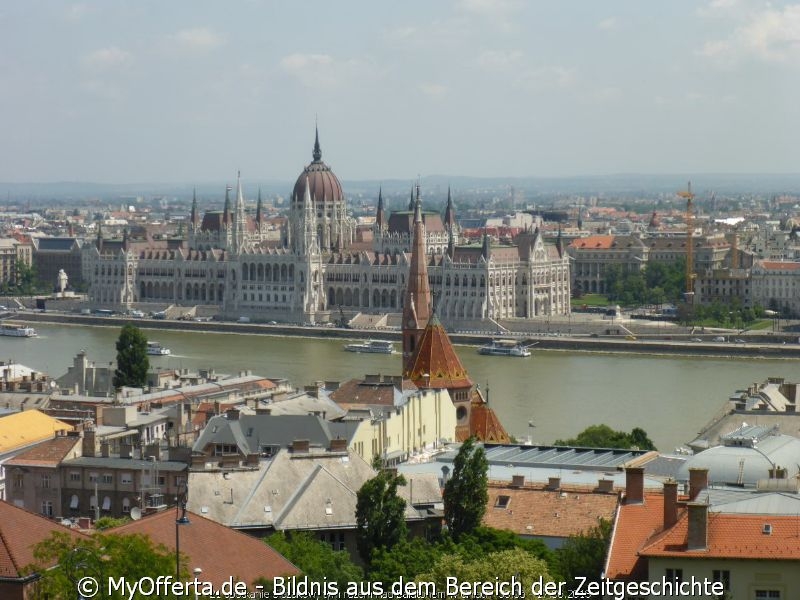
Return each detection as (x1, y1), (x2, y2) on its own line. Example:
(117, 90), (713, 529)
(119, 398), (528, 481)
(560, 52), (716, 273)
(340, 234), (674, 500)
(0, 323), (37, 337)
(146, 341), (171, 356)
(344, 340), (396, 354)
(478, 339), (532, 357)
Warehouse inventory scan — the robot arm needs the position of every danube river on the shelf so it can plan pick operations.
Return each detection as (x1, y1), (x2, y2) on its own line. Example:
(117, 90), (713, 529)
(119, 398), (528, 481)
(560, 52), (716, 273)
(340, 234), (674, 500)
(4, 323), (800, 451)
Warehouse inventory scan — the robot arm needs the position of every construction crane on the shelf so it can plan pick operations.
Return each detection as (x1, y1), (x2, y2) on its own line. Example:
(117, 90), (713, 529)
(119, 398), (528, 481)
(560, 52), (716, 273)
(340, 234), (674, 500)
(677, 182), (695, 302)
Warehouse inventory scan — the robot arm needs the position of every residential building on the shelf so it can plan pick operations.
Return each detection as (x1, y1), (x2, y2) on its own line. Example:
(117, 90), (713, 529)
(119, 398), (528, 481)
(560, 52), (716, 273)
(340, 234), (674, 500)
(0, 410), (72, 501)
(0, 500), (90, 600)
(32, 236), (84, 289)
(568, 235), (647, 294)
(751, 260), (800, 316)
(0, 237), (33, 287)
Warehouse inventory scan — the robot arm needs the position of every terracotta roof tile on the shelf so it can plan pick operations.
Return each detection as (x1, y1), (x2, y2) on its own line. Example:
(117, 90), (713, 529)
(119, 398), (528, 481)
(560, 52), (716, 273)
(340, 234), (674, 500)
(569, 235), (615, 250)
(4, 434), (81, 467)
(111, 509), (299, 587)
(761, 261), (800, 271)
(0, 500), (90, 578)
(0, 410), (72, 454)
(483, 483), (617, 539)
(640, 512), (800, 560)
(403, 314), (473, 391)
(605, 494), (664, 581)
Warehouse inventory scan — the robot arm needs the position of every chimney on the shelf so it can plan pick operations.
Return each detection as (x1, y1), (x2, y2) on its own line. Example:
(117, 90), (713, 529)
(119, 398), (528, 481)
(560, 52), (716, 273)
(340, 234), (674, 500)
(625, 467), (644, 504)
(82, 429), (97, 457)
(663, 479), (678, 529)
(688, 467), (709, 501)
(120, 443), (132, 459)
(511, 474), (525, 488)
(100, 442), (110, 458)
(687, 502), (709, 551)
(291, 439), (310, 454)
(597, 478), (614, 494)
(330, 438), (348, 453)
(303, 385), (319, 398)
(547, 476), (561, 491)
(246, 453), (259, 466)
(226, 408), (240, 420)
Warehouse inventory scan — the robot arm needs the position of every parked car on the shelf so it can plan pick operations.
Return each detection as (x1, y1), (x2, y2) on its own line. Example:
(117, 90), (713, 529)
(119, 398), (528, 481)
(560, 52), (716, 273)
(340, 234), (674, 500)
(690, 337), (703, 342)
(712, 336), (726, 342)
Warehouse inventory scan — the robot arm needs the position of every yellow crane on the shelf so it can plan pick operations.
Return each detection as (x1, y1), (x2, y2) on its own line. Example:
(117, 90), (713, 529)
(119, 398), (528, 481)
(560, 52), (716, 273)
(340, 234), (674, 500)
(677, 182), (695, 301)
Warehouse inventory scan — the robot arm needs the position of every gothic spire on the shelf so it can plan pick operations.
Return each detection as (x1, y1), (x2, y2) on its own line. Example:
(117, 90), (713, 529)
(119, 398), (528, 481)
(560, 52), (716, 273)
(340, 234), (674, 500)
(190, 187), (198, 226)
(313, 124), (322, 162)
(402, 183), (431, 371)
(376, 186), (385, 229)
(481, 229), (491, 260)
(256, 187), (263, 224)
(223, 184), (231, 226)
(408, 185), (415, 211)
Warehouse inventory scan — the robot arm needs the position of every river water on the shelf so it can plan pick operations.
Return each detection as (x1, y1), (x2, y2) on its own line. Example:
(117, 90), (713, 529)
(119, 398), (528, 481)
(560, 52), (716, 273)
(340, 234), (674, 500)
(4, 323), (799, 451)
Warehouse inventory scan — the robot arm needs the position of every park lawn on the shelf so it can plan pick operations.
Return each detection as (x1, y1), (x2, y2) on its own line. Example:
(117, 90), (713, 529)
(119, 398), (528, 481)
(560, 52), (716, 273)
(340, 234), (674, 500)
(572, 294), (609, 307)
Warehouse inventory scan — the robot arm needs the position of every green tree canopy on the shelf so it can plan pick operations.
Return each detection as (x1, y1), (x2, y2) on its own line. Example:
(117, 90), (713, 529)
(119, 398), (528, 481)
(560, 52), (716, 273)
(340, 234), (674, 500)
(417, 548), (552, 599)
(113, 323), (149, 389)
(265, 532), (362, 587)
(556, 518), (612, 590)
(554, 424), (656, 451)
(443, 437), (489, 541)
(355, 469), (407, 566)
(31, 531), (181, 599)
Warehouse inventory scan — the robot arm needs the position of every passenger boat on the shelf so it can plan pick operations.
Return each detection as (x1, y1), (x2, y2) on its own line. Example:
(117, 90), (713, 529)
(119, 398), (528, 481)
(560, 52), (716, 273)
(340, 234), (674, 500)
(146, 341), (171, 356)
(0, 323), (37, 337)
(478, 339), (532, 357)
(343, 340), (396, 354)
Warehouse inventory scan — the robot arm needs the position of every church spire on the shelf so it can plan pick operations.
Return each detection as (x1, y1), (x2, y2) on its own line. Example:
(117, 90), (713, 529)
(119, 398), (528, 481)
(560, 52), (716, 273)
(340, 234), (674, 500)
(256, 187), (263, 225)
(234, 170), (247, 252)
(190, 187), (198, 227)
(481, 229), (491, 261)
(313, 124), (322, 162)
(376, 186), (385, 229)
(408, 185), (415, 211)
(402, 184), (431, 371)
(223, 184), (231, 227)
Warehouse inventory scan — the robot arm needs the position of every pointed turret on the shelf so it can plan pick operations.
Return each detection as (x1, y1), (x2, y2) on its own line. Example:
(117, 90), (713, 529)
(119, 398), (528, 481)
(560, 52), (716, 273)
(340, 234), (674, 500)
(313, 125), (322, 162)
(190, 187), (199, 228)
(256, 188), (263, 226)
(481, 230), (491, 261)
(375, 187), (385, 229)
(408, 185), (415, 211)
(223, 184), (231, 227)
(234, 170), (247, 252)
(402, 184), (431, 370)
(95, 222), (103, 251)
(444, 186), (456, 228)
(556, 226), (564, 257)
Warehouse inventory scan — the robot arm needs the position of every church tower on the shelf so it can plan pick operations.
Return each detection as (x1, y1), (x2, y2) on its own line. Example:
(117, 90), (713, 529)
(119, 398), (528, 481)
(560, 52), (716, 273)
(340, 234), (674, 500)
(402, 184), (432, 370)
(233, 171), (247, 253)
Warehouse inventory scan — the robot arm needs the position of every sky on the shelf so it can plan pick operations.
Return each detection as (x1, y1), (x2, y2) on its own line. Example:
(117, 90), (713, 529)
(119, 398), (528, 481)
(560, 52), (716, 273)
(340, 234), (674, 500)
(1, 0), (799, 183)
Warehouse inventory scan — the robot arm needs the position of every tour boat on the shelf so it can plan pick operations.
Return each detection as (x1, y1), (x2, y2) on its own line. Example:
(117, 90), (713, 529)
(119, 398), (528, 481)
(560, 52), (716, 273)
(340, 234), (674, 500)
(343, 340), (396, 354)
(0, 323), (37, 337)
(146, 341), (171, 356)
(478, 339), (532, 357)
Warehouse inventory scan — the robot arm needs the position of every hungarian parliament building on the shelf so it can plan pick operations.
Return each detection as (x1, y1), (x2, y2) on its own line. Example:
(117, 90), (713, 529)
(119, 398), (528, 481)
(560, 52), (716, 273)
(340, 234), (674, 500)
(83, 131), (571, 326)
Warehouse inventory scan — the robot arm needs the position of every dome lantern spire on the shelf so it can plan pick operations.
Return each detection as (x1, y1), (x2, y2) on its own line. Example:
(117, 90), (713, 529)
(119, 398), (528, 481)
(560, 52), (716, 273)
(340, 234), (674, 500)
(313, 124), (322, 162)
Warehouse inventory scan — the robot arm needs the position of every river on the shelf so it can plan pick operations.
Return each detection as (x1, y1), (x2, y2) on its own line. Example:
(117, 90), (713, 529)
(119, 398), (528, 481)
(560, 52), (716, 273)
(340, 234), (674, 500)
(3, 323), (799, 451)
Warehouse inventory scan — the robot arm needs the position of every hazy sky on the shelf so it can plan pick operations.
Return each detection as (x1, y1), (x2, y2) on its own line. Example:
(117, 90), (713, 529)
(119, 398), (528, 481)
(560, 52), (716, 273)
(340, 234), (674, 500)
(1, 0), (798, 183)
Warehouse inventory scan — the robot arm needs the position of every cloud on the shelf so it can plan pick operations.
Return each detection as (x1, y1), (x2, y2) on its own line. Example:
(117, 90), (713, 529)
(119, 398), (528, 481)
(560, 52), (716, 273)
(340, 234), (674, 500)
(514, 66), (574, 91)
(279, 53), (370, 89)
(597, 17), (618, 30)
(418, 82), (447, 99)
(82, 46), (133, 70)
(476, 50), (523, 71)
(700, 3), (800, 65)
(169, 27), (227, 51)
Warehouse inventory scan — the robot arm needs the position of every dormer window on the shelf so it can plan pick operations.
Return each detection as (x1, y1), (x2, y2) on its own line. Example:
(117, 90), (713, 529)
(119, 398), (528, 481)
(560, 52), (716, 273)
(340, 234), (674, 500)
(495, 495), (511, 509)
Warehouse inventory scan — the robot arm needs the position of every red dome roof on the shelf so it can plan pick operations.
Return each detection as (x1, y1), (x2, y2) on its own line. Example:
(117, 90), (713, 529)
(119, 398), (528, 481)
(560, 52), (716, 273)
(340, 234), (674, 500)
(292, 129), (344, 206)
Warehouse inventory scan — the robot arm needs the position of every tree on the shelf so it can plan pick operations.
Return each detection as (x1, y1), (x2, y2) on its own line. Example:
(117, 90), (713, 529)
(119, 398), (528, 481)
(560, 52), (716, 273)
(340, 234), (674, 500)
(369, 537), (447, 585)
(554, 424), (656, 451)
(417, 548), (552, 598)
(265, 532), (362, 587)
(443, 437), (488, 541)
(113, 324), (149, 389)
(355, 469), (407, 566)
(556, 518), (612, 590)
(31, 531), (181, 599)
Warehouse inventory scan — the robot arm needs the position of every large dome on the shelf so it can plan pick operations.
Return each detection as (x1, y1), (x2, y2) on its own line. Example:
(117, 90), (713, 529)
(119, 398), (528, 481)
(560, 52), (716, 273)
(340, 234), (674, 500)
(292, 129), (344, 206)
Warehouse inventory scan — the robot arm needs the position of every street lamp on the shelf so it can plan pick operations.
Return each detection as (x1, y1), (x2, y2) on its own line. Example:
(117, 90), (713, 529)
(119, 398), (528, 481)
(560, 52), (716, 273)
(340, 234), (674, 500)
(175, 484), (190, 579)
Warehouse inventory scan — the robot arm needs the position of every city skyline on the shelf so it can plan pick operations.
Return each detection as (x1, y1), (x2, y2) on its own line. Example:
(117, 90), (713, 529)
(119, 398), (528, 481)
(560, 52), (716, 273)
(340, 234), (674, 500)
(2, 1), (799, 183)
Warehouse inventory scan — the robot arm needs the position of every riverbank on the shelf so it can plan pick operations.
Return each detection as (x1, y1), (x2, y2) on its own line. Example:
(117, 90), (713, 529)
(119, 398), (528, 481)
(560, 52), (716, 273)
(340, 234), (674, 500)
(12, 312), (800, 358)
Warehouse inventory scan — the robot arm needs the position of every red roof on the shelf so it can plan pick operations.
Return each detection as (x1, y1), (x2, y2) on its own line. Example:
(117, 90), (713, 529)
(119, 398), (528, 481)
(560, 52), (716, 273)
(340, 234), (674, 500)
(640, 512), (800, 560)
(761, 261), (800, 271)
(403, 314), (473, 391)
(569, 235), (615, 249)
(605, 494), (664, 581)
(0, 500), (90, 579)
(111, 509), (299, 587)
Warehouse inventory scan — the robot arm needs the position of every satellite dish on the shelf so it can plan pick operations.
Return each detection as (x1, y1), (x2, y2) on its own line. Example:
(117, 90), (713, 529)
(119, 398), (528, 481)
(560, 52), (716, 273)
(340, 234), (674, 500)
(49, 380), (57, 389)
(130, 507), (142, 521)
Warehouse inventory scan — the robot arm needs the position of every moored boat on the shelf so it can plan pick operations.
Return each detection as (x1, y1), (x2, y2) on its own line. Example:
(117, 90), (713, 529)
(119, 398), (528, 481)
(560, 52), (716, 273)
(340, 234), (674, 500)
(344, 340), (396, 354)
(146, 341), (171, 356)
(478, 339), (532, 357)
(0, 323), (37, 337)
